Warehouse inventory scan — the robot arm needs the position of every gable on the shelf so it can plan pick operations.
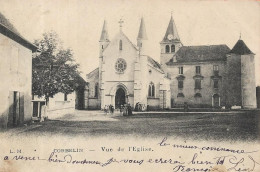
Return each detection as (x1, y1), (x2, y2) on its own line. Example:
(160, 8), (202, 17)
(102, 31), (138, 82)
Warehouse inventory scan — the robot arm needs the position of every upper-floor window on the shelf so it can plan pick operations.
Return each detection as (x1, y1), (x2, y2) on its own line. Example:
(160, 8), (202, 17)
(195, 66), (201, 75)
(195, 79), (201, 89)
(119, 40), (122, 50)
(213, 65), (219, 75)
(178, 80), (183, 89)
(213, 65), (219, 71)
(148, 82), (155, 97)
(214, 80), (219, 89)
(94, 83), (98, 98)
(178, 66), (183, 74)
(171, 44), (175, 53)
(166, 45), (170, 53)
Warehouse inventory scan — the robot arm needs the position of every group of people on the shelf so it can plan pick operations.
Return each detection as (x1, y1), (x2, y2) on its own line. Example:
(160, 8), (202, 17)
(104, 104), (114, 114)
(134, 102), (145, 112)
(120, 103), (132, 116)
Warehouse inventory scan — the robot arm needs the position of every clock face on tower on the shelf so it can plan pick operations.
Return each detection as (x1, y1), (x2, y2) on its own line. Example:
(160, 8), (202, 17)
(167, 34), (174, 40)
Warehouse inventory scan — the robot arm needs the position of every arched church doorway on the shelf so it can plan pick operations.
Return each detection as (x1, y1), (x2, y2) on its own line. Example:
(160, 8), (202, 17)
(115, 88), (126, 108)
(213, 94), (220, 107)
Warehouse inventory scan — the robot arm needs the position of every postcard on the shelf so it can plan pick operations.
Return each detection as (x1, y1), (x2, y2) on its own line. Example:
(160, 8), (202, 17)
(0, 0), (259, 171)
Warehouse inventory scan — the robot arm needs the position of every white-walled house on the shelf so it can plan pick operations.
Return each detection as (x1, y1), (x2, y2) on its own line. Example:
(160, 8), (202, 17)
(32, 74), (87, 120)
(0, 12), (37, 129)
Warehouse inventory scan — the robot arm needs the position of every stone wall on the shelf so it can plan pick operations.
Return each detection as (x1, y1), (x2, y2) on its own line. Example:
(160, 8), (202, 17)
(167, 61), (226, 107)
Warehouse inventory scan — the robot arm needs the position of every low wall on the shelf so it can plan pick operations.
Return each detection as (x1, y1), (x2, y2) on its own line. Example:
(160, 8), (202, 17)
(87, 98), (100, 109)
(147, 98), (160, 110)
(46, 107), (75, 119)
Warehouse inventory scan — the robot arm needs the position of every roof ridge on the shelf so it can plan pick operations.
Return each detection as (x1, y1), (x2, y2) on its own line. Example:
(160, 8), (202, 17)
(0, 12), (21, 36)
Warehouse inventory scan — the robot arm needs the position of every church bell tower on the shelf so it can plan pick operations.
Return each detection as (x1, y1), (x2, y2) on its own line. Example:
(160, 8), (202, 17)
(160, 14), (182, 66)
(137, 17), (148, 56)
(99, 20), (110, 108)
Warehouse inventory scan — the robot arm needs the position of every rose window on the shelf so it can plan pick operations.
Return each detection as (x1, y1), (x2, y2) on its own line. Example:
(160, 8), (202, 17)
(115, 58), (127, 73)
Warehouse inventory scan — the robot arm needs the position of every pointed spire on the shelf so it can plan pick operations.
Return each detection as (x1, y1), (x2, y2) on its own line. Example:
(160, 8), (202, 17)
(230, 39), (253, 55)
(118, 18), (124, 32)
(162, 15), (180, 42)
(137, 17), (148, 40)
(100, 20), (109, 42)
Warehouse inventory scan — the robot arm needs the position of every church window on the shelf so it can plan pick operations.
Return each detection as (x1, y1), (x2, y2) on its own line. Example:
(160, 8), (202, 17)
(166, 45), (170, 53)
(115, 58), (127, 73)
(195, 66), (201, 75)
(119, 40), (123, 50)
(94, 83), (98, 98)
(178, 66), (183, 74)
(195, 79), (201, 89)
(148, 82), (155, 97)
(171, 44), (175, 53)
(178, 80), (183, 89)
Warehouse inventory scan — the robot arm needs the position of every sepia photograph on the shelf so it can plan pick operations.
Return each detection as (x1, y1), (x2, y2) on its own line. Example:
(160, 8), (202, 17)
(0, 0), (259, 171)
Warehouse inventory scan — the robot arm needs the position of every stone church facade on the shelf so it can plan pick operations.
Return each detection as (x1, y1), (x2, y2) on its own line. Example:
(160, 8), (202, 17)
(85, 15), (257, 110)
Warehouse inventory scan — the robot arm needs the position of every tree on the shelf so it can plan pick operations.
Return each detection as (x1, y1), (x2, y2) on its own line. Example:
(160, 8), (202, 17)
(32, 31), (80, 104)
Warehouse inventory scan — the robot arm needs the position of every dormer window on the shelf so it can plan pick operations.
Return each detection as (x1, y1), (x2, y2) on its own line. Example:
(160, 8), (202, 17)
(119, 40), (122, 50)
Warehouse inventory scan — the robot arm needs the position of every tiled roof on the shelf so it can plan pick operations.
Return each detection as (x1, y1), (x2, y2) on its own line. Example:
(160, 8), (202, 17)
(167, 44), (230, 65)
(86, 67), (99, 79)
(230, 40), (253, 55)
(0, 12), (21, 36)
(147, 56), (164, 73)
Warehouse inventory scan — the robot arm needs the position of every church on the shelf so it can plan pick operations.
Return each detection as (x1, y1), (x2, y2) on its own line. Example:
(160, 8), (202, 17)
(85, 15), (257, 110)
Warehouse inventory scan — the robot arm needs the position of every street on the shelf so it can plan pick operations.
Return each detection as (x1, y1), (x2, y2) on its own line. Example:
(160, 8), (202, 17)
(2, 110), (260, 142)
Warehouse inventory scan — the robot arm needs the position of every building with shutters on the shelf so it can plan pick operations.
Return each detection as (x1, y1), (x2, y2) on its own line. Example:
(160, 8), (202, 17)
(0, 12), (37, 129)
(85, 15), (257, 110)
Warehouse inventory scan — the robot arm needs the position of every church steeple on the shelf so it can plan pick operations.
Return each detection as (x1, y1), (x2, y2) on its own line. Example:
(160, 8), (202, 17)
(160, 14), (182, 66)
(162, 15), (180, 42)
(99, 20), (110, 57)
(100, 20), (109, 42)
(137, 17), (148, 40)
(137, 17), (148, 55)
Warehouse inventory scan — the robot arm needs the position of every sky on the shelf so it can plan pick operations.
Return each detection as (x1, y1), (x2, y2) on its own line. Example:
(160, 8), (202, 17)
(0, 0), (260, 85)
